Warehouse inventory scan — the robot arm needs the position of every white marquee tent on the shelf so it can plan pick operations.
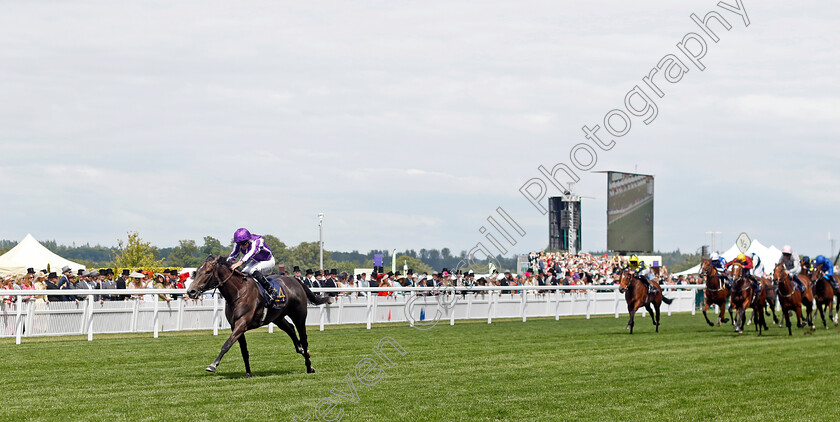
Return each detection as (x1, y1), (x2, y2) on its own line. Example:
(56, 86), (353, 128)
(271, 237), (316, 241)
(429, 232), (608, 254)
(0, 234), (86, 276)
(673, 239), (784, 276)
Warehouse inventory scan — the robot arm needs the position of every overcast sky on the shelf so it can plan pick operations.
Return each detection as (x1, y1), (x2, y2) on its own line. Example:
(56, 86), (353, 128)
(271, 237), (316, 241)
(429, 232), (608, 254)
(1, 0), (838, 257)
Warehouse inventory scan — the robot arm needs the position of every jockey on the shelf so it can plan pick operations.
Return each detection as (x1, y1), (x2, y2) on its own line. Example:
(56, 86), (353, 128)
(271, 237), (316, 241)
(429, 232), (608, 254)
(749, 253), (764, 298)
(777, 245), (803, 292)
(227, 228), (280, 301)
(627, 255), (656, 295)
(709, 252), (729, 286)
(814, 255), (839, 290)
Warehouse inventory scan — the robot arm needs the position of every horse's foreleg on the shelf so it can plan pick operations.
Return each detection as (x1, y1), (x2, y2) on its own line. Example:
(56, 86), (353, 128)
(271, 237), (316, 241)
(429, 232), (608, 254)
(702, 302), (714, 327)
(237, 334), (252, 377)
(276, 317), (303, 354)
(207, 321), (248, 373)
(627, 307), (636, 334)
(784, 309), (792, 336)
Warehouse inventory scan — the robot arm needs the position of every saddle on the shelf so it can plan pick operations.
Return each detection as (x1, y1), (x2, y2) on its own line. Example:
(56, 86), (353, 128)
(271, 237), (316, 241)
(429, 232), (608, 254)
(254, 278), (287, 310)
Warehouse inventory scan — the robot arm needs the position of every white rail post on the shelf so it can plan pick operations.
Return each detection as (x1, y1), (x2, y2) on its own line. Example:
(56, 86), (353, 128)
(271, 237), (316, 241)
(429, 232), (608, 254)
(366, 291), (372, 330)
(338, 295), (344, 325)
(487, 291), (494, 324)
(131, 298), (140, 333)
(25, 299), (36, 337)
(177, 298), (185, 331)
(555, 288), (561, 320)
(319, 303), (326, 332)
(691, 287), (697, 315)
(614, 288), (620, 318)
(407, 291), (414, 328)
(153, 297), (160, 339)
(586, 288), (592, 320)
(87, 295), (95, 341)
(15, 301), (23, 345)
(466, 291), (473, 320)
(570, 290), (576, 316)
(667, 287), (672, 316)
(212, 293), (220, 336)
(79, 296), (89, 334)
(521, 288), (527, 322)
(450, 292), (456, 326)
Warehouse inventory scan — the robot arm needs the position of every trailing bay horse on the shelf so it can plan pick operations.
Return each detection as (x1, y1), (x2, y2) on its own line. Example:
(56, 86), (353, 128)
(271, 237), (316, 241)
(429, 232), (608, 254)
(727, 263), (753, 334)
(796, 262), (816, 328)
(761, 276), (779, 326)
(750, 276), (769, 335)
(810, 266), (837, 329)
(699, 259), (731, 327)
(617, 269), (673, 334)
(773, 263), (813, 336)
(186, 255), (333, 377)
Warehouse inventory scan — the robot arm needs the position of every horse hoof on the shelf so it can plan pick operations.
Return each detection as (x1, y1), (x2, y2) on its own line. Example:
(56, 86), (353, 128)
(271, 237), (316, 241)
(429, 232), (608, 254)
(205, 365), (217, 373)
(245, 373), (252, 378)
(296, 346), (305, 355)
(307, 367), (316, 374)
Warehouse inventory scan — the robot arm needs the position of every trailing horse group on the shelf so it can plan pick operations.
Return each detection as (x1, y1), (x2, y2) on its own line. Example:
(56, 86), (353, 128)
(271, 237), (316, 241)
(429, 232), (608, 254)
(701, 256), (840, 336)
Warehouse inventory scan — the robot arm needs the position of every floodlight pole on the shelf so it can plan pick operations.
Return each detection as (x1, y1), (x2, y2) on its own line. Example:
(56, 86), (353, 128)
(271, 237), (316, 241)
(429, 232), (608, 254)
(705, 231), (721, 253)
(318, 213), (324, 270)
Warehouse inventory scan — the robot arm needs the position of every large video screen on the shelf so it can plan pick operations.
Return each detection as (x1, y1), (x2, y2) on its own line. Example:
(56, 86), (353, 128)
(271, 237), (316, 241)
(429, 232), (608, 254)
(607, 172), (654, 252)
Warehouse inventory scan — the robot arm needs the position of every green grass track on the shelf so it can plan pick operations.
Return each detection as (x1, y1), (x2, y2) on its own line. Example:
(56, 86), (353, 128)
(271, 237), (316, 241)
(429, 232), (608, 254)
(1, 312), (838, 421)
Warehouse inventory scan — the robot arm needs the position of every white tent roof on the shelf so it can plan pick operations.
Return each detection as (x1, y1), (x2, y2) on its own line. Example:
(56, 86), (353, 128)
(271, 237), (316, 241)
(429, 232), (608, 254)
(677, 238), (785, 276)
(0, 234), (86, 276)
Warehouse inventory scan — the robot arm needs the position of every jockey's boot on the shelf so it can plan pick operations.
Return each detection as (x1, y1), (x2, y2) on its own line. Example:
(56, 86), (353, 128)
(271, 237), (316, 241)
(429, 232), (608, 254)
(252, 271), (278, 301)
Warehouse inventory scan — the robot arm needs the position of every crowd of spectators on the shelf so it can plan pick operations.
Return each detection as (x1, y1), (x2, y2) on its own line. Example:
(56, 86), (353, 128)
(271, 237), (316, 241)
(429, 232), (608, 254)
(1, 267), (192, 305)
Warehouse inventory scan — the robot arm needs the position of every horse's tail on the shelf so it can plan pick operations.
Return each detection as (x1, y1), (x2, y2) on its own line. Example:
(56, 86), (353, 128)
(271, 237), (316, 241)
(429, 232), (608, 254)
(302, 283), (334, 305)
(662, 296), (674, 305)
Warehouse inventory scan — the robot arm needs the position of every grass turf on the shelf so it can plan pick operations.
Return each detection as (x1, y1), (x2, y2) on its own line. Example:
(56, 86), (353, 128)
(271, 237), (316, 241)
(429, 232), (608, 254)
(1, 312), (838, 421)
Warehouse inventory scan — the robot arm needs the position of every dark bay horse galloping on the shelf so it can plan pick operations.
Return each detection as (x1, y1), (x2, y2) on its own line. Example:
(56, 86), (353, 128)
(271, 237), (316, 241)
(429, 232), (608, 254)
(187, 255), (333, 377)
(761, 276), (779, 326)
(811, 266), (837, 329)
(774, 263), (812, 336)
(700, 259), (731, 327)
(617, 269), (673, 334)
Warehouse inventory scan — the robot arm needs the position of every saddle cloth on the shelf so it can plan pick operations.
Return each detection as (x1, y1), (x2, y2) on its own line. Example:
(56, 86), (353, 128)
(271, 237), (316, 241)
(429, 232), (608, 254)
(254, 278), (287, 310)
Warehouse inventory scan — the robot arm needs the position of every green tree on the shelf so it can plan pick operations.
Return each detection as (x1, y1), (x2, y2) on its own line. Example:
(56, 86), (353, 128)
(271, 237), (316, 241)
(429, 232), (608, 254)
(114, 232), (164, 269)
(167, 239), (203, 267)
(288, 241), (327, 270)
(200, 236), (228, 257)
(263, 235), (290, 267)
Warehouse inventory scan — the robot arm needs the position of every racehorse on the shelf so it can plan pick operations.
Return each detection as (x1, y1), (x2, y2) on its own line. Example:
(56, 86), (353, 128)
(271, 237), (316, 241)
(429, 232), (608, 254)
(810, 266), (837, 329)
(700, 259), (731, 327)
(186, 255), (333, 377)
(761, 277), (779, 326)
(617, 269), (673, 334)
(727, 262), (753, 334)
(773, 263), (813, 335)
(749, 276), (769, 334)
(796, 262), (816, 329)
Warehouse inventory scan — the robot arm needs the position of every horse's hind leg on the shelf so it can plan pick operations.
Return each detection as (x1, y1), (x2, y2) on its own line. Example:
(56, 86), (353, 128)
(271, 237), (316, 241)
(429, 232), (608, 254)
(644, 303), (656, 327)
(276, 317), (303, 354)
(291, 313), (315, 373)
(238, 334), (252, 377)
(653, 302), (661, 333)
(818, 304), (827, 329)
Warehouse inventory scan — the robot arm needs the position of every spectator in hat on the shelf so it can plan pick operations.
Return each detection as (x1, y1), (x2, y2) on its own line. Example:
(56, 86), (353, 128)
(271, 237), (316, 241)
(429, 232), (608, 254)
(44, 272), (60, 303)
(100, 270), (116, 303)
(127, 272), (147, 299)
(59, 268), (79, 303)
(321, 269), (337, 297)
(33, 271), (48, 302)
(292, 266), (303, 284)
(76, 271), (97, 301)
(115, 269), (129, 300)
(302, 269), (314, 288)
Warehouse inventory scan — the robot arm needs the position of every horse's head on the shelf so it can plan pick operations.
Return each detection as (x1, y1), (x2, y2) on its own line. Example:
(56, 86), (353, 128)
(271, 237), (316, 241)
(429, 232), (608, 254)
(773, 263), (787, 283)
(699, 259), (713, 276)
(728, 262), (743, 280)
(186, 255), (228, 299)
(617, 269), (632, 293)
(811, 265), (823, 282)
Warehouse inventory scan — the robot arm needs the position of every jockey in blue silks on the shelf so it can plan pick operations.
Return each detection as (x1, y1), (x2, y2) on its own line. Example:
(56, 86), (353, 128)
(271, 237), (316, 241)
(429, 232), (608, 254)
(227, 228), (279, 301)
(709, 252), (729, 287)
(814, 255), (838, 290)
